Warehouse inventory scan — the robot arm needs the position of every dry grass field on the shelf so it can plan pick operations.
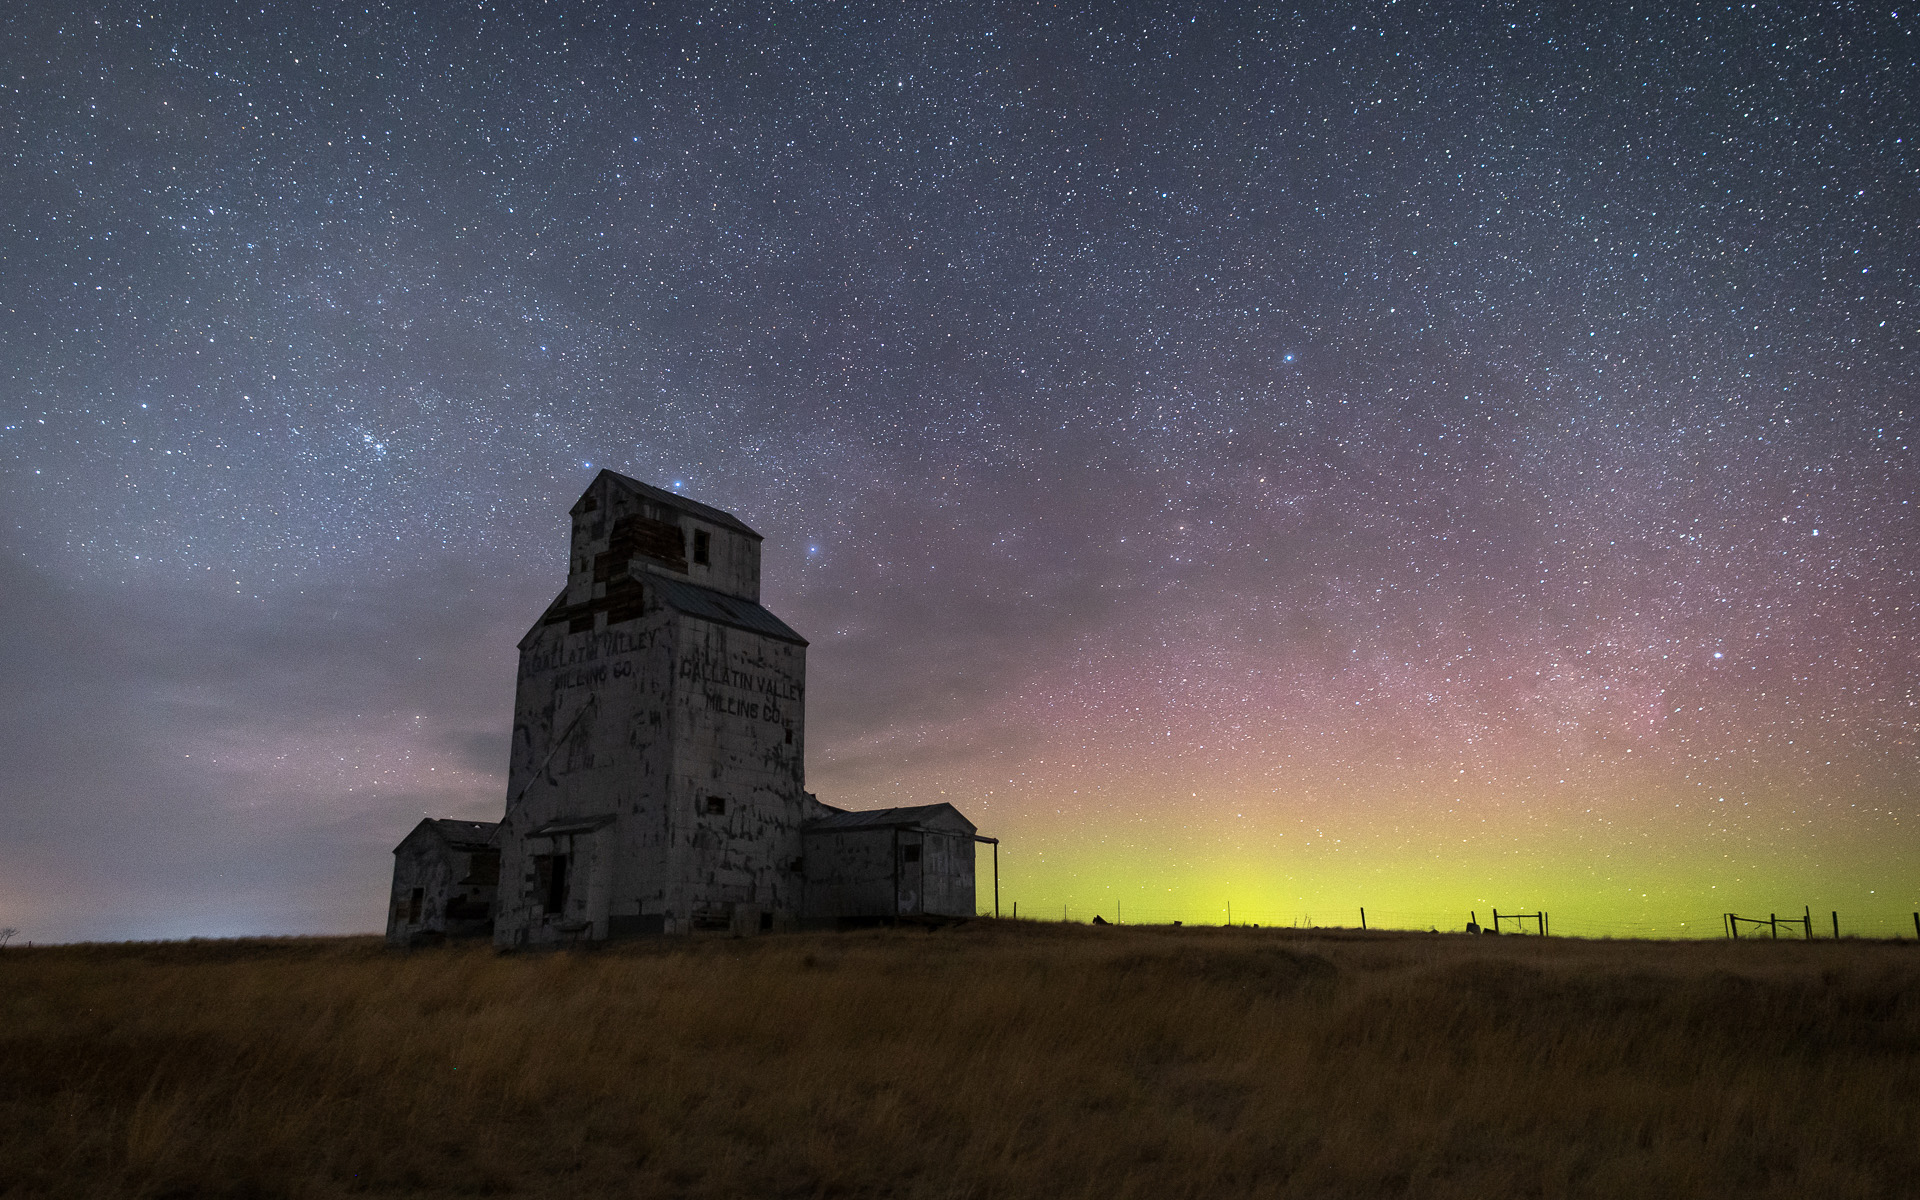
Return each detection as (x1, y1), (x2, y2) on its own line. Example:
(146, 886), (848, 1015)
(2, 921), (1916, 1199)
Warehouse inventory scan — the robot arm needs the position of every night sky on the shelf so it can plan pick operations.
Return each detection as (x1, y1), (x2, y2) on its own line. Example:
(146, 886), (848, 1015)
(5, 2), (1915, 942)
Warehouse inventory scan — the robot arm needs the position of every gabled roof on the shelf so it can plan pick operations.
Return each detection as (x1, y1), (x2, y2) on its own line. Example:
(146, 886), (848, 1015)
(647, 570), (808, 646)
(802, 803), (976, 835)
(396, 818), (500, 854)
(588, 470), (762, 539)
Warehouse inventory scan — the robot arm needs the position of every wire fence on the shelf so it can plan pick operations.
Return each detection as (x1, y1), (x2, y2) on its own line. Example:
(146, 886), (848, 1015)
(980, 901), (1920, 941)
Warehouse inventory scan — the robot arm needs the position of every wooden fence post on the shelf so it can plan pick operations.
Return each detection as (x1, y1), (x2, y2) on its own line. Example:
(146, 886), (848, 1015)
(1832, 911), (1839, 939)
(1770, 913), (1778, 939)
(1360, 907), (1366, 931)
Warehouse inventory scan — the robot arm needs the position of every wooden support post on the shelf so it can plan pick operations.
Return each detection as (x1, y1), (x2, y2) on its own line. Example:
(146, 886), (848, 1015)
(1803, 906), (1812, 940)
(1360, 907), (1366, 931)
(1770, 913), (1778, 939)
(1832, 911), (1839, 939)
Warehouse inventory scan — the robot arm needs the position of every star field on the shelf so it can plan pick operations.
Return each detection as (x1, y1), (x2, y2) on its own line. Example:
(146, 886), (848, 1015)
(3, 1), (1915, 940)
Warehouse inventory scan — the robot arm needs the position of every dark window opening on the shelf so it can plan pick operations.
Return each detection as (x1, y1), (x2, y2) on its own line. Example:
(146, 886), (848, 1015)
(446, 894), (490, 920)
(902, 844), (921, 863)
(784, 728), (793, 744)
(704, 795), (726, 816)
(693, 529), (711, 565)
(759, 911), (774, 932)
(580, 494), (598, 513)
(407, 887), (423, 923)
(462, 850), (500, 886)
(535, 854), (570, 914)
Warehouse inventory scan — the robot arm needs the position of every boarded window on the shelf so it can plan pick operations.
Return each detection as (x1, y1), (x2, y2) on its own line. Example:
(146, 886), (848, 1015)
(534, 854), (570, 914)
(704, 795), (726, 816)
(902, 844), (921, 863)
(605, 577), (645, 625)
(693, 529), (711, 565)
(407, 887), (423, 923)
(609, 513), (687, 573)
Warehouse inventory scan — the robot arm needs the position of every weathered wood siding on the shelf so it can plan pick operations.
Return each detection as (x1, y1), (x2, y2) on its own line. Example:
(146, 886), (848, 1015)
(386, 825), (498, 945)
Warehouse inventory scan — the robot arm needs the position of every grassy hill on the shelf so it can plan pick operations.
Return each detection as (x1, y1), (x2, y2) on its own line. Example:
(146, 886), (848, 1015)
(3, 921), (1915, 1198)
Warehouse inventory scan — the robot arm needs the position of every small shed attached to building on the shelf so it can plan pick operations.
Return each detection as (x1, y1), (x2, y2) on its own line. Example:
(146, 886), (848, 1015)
(386, 819), (501, 945)
(801, 803), (981, 924)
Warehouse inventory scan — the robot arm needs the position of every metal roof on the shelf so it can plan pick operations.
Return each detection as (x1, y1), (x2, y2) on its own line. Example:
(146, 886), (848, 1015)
(647, 572), (808, 646)
(399, 818), (499, 853)
(802, 803), (976, 835)
(597, 470), (762, 539)
(527, 814), (616, 837)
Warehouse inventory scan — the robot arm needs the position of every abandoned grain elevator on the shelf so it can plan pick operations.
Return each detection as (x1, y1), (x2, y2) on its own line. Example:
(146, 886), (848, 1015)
(385, 470), (990, 946)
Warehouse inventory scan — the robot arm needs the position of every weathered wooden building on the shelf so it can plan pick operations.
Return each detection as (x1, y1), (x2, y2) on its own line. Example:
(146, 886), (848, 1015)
(385, 819), (500, 945)
(802, 804), (981, 923)
(388, 471), (991, 945)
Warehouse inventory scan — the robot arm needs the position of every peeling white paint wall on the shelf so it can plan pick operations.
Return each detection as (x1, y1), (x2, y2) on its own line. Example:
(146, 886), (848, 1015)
(493, 473), (819, 947)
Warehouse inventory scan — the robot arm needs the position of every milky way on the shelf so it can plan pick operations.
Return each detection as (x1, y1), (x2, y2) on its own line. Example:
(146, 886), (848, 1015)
(4, 2), (1915, 940)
